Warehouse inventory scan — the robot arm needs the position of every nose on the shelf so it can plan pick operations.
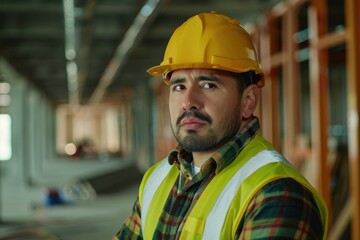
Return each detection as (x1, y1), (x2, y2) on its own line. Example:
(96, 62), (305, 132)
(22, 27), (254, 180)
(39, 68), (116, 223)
(182, 87), (201, 111)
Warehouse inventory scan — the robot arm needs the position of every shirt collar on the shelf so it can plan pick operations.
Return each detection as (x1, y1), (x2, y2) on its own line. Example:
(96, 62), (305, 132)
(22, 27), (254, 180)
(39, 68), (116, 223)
(168, 117), (261, 174)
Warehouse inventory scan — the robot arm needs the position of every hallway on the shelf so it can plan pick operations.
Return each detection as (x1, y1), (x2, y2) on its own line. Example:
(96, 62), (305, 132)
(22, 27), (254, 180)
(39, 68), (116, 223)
(0, 183), (138, 239)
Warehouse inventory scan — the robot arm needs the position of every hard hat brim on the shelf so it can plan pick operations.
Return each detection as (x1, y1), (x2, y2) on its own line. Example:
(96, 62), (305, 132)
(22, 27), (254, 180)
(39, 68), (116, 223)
(147, 63), (264, 87)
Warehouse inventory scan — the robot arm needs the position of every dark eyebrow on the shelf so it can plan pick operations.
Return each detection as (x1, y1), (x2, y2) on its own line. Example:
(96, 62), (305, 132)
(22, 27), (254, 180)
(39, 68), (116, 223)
(169, 77), (185, 86)
(169, 74), (221, 86)
(197, 75), (221, 82)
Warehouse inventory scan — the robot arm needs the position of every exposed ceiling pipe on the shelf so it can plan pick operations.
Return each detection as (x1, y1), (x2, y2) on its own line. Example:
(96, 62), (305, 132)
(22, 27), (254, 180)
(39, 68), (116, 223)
(76, 0), (96, 103)
(63, 0), (96, 106)
(88, 0), (162, 104)
(63, 0), (79, 106)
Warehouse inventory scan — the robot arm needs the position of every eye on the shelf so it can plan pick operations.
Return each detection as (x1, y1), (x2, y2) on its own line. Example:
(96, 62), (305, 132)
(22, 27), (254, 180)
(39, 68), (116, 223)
(171, 84), (185, 92)
(202, 82), (216, 89)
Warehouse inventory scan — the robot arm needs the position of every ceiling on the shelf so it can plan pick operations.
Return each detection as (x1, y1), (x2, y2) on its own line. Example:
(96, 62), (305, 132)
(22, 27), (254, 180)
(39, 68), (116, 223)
(0, 0), (284, 106)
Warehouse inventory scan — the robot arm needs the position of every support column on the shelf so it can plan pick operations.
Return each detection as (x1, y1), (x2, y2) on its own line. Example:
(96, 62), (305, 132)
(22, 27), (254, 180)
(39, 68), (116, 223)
(346, 0), (360, 238)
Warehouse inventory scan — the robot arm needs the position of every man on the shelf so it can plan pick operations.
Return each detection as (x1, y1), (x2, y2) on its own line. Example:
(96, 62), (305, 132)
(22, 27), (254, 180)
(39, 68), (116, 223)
(114, 12), (328, 239)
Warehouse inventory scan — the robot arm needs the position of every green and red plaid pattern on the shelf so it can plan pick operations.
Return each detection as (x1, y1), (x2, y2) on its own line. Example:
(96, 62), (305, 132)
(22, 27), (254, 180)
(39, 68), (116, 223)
(114, 117), (323, 239)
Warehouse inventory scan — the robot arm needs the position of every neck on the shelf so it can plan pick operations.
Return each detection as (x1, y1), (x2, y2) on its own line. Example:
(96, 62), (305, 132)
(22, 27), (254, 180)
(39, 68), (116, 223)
(192, 150), (217, 168)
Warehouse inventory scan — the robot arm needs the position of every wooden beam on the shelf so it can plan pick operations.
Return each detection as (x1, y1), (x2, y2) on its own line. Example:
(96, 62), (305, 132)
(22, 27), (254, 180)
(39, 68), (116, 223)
(329, 198), (352, 240)
(309, 0), (332, 218)
(259, 21), (274, 143)
(270, 52), (284, 68)
(318, 30), (347, 50)
(282, 2), (301, 163)
(346, 0), (360, 238)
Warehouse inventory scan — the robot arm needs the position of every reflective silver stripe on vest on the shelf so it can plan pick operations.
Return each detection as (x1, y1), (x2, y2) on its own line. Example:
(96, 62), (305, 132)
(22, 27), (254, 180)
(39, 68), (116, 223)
(202, 150), (292, 239)
(141, 159), (172, 234)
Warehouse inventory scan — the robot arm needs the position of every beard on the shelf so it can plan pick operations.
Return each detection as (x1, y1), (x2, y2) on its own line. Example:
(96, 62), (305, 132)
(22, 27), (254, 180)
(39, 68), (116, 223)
(172, 110), (241, 152)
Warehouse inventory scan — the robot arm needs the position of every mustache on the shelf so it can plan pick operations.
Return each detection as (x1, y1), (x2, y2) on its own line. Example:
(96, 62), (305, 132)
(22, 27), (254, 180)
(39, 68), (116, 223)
(176, 110), (212, 125)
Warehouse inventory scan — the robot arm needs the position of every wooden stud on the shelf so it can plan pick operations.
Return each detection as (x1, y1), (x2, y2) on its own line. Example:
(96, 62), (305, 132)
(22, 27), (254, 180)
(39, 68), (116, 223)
(345, 0), (360, 238)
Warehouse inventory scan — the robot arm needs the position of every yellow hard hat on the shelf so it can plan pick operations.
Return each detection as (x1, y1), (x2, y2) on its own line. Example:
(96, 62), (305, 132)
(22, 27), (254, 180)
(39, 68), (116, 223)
(147, 12), (264, 87)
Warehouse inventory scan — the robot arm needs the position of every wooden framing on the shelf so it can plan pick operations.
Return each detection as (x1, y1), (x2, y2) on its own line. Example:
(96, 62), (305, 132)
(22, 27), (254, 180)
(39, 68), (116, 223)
(259, 0), (359, 237)
(346, 0), (360, 238)
(309, 0), (332, 217)
(263, 9), (286, 152)
(258, 20), (275, 144)
(282, 3), (300, 163)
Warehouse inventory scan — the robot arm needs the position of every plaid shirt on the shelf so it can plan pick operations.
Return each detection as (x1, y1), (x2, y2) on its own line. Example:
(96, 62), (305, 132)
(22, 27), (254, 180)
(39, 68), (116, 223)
(114, 117), (324, 239)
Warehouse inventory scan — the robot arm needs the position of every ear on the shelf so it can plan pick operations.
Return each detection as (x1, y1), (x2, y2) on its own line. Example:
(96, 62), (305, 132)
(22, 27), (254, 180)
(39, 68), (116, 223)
(241, 85), (259, 119)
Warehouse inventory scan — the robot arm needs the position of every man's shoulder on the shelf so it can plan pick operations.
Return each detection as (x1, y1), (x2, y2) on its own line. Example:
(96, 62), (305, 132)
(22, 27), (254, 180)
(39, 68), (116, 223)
(261, 177), (314, 196)
(252, 177), (323, 224)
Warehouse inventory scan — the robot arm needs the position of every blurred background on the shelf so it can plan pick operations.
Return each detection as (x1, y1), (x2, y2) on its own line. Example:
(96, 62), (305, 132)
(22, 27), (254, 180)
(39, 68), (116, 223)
(0, 0), (359, 239)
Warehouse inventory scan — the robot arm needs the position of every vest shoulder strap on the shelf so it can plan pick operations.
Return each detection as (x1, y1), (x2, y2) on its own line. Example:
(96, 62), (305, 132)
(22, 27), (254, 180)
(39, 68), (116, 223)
(140, 159), (178, 236)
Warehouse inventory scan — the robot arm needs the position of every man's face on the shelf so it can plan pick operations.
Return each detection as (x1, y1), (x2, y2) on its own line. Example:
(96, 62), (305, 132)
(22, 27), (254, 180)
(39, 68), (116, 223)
(169, 69), (243, 153)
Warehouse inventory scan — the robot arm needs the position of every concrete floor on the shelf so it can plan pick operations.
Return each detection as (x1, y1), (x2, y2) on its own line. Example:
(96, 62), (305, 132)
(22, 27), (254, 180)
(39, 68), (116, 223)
(0, 185), (138, 240)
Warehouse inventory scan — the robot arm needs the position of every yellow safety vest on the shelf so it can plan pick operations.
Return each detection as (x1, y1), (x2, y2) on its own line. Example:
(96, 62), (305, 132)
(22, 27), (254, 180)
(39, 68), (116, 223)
(139, 134), (328, 239)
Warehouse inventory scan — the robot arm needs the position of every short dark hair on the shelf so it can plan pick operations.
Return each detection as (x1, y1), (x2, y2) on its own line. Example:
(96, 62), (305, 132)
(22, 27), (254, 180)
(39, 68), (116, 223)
(231, 71), (260, 93)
